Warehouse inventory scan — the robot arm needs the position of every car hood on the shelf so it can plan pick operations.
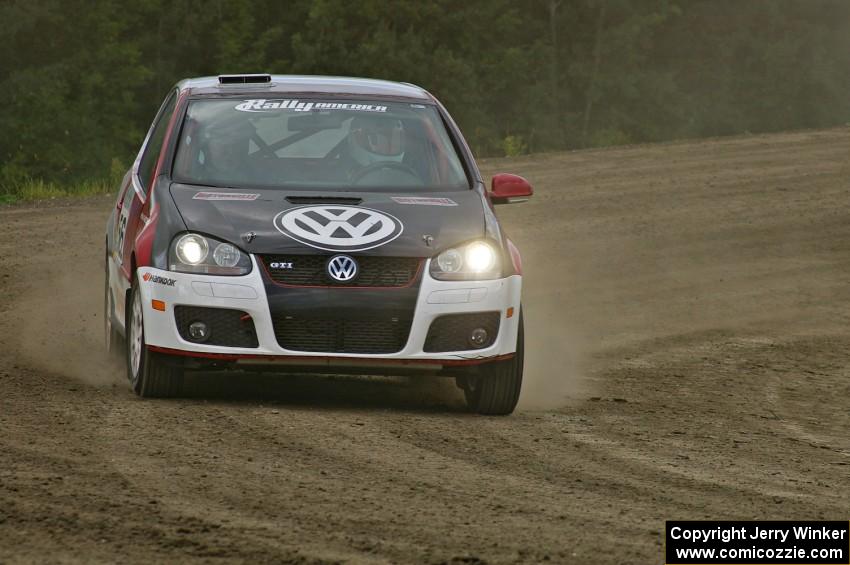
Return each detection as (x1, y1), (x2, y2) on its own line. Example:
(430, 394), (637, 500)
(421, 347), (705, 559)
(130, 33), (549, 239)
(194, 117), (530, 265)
(168, 184), (487, 257)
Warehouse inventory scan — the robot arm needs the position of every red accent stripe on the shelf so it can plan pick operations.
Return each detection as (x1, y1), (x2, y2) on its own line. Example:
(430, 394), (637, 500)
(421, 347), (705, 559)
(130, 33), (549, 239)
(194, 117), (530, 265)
(135, 91), (189, 269)
(146, 345), (513, 366)
(150, 90), (188, 196)
(260, 257), (425, 290)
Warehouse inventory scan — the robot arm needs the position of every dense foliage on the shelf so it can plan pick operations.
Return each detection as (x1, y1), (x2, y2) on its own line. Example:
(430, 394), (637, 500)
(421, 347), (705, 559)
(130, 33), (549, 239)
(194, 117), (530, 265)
(1, 0), (848, 190)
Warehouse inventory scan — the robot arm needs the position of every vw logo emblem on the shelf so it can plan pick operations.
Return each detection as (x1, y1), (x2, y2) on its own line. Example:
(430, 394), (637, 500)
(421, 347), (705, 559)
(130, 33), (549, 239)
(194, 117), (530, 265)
(273, 205), (403, 252)
(327, 255), (358, 282)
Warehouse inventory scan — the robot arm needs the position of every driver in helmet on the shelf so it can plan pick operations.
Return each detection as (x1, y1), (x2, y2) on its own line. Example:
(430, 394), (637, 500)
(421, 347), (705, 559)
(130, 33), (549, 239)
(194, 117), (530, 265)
(199, 121), (253, 185)
(346, 115), (407, 180)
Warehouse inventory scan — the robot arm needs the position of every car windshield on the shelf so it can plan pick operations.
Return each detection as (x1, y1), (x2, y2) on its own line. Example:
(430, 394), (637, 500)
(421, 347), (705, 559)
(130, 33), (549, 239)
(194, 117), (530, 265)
(172, 98), (470, 191)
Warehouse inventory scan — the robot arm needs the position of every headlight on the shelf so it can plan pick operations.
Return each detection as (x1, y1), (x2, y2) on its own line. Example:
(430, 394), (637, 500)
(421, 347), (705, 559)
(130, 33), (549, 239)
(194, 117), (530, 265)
(169, 233), (252, 275)
(175, 234), (208, 265)
(465, 241), (496, 272)
(430, 240), (501, 280)
(436, 248), (463, 273)
(212, 243), (241, 268)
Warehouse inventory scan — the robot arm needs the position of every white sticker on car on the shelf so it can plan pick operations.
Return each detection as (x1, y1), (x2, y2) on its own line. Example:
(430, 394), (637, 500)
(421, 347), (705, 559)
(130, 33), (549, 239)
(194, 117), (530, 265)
(391, 196), (458, 207)
(273, 205), (403, 252)
(193, 191), (260, 201)
(235, 99), (387, 113)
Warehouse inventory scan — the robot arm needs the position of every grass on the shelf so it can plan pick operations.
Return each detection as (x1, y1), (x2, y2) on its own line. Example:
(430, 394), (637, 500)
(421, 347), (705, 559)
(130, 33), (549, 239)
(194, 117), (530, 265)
(0, 177), (116, 204)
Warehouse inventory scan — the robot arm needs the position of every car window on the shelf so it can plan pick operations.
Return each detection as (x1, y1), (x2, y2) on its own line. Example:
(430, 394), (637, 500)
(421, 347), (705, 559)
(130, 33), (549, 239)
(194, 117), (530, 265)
(172, 98), (469, 192)
(251, 113), (349, 158)
(138, 91), (177, 193)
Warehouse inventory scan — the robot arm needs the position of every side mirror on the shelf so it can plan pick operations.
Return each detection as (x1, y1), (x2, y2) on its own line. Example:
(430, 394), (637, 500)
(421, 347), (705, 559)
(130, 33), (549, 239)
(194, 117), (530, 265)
(491, 173), (533, 205)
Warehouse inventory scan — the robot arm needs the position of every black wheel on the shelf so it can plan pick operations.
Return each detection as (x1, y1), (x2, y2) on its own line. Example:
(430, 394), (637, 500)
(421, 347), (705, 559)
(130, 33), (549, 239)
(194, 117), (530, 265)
(462, 310), (524, 415)
(126, 273), (184, 398)
(104, 255), (123, 360)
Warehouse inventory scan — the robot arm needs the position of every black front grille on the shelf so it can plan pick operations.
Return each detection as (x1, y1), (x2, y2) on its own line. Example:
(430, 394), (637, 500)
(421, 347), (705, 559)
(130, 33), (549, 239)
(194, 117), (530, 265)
(424, 312), (501, 353)
(174, 306), (259, 348)
(261, 255), (421, 287)
(272, 315), (412, 354)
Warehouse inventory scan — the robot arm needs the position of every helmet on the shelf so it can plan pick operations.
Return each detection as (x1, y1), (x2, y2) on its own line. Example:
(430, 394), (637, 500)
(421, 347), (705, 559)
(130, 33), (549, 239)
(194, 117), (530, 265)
(348, 115), (405, 166)
(201, 118), (252, 172)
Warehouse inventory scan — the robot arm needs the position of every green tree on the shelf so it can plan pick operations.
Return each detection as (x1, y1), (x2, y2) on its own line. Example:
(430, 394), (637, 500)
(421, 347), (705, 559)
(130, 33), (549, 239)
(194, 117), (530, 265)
(1, 0), (848, 189)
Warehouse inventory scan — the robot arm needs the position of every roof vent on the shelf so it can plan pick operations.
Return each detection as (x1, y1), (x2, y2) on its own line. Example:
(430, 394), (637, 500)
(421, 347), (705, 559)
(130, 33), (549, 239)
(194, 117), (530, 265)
(218, 74), (272, 85)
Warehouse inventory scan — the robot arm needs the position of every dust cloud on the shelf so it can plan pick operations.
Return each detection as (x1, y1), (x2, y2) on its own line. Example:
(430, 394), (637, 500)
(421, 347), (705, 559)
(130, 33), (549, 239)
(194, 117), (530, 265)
(515, 295), (591, 411)
(11, 264), (122, 387)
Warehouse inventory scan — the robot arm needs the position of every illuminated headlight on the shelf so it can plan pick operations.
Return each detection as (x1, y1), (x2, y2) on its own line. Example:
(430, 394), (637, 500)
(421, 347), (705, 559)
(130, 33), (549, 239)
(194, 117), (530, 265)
(169, 233), (251, 275)
(465, 242), (496, 272)
(430, 240), (501, 280)
(175, 234), (208, 265)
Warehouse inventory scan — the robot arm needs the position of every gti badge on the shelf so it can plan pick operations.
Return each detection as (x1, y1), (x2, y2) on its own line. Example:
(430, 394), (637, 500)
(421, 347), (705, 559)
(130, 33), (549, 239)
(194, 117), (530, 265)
(273, 205), (403, 252)
(327, 255), (358, 282)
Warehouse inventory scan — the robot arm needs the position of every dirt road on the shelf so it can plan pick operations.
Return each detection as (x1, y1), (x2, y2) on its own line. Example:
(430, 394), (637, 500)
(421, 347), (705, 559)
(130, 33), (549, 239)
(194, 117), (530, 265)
(1, 128), (848, 564)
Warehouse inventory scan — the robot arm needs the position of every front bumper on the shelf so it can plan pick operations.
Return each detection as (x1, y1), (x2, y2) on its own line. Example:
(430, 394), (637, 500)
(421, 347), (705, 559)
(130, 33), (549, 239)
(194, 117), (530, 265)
(137, 256), (521, 369)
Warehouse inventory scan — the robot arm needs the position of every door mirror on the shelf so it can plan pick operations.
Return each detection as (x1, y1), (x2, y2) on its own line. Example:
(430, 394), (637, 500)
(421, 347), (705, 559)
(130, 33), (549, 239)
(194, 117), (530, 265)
(491, 173), (533, 204)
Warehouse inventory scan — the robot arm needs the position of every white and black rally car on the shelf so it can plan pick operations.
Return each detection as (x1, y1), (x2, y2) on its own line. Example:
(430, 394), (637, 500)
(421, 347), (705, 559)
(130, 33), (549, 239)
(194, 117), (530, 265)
(105, 74), (533, 414)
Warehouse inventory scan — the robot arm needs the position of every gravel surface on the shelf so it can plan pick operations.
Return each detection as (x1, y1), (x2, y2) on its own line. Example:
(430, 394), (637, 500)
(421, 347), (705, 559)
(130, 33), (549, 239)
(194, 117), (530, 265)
(1, 128), (848, 564)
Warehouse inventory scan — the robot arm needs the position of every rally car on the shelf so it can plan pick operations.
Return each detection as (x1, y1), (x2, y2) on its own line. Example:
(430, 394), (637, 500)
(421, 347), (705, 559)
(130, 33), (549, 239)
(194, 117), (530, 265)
(104, 74), (533, 414)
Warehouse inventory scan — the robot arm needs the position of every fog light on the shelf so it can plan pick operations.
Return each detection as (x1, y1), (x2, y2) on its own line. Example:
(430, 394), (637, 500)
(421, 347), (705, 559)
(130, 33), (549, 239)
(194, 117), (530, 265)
(188, 321), (210, 342)
(468, 327), (488, 348)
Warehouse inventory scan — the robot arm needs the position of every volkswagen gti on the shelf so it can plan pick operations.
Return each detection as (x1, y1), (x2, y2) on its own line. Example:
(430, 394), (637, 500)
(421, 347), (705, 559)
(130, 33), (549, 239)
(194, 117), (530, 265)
(104, 74), (533, 414)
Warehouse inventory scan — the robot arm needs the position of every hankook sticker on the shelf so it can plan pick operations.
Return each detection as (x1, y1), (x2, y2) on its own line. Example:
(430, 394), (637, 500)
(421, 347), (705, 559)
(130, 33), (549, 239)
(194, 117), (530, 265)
(143, 272), (177, 286)
(391, 196), (458, 207)
(193, 191), (260, 201)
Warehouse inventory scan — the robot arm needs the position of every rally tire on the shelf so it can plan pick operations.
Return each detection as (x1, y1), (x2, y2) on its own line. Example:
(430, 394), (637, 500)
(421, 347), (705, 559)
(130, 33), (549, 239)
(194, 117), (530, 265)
(464, 310), (524, 415)
(104, 255), (123, 360)
(126, 273), (184, 398)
